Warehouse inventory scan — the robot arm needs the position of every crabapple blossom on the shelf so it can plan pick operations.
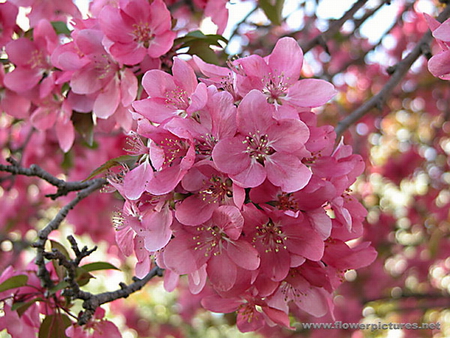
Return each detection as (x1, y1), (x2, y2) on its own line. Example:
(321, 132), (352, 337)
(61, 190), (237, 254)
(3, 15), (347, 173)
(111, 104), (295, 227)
(9, 0), (81, 27)
(0, 2), (18, 48)
(212, 90), (312, 192)
(98, 0), (175, 65)
(133, 57), (208, 123)
(4, 19), (58, 93)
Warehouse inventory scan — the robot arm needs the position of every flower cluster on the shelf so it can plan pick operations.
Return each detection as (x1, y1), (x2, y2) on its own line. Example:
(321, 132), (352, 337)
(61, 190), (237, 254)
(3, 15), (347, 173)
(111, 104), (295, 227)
(1, 0), (227, 152)
(111, 37), (377, 332)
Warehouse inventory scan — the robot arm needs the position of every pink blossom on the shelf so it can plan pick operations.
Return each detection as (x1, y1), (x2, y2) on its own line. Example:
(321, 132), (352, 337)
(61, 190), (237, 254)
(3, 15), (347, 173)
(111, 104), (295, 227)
(163, 206), (260, 292)
(53, 27), (138, 120)
(234, 37), (337, 109)
(0, 2), (19, 48)
(98, 0), (176, 65)
(29, 91), (75, 152)
(192, 0), (228, 34)
(170, 86), (238, 160)
(66, 309), (122, 338)
(133, 57), (208, 124)
(212, 90), (312, 192)
(0, 302), (41, 338)
(137, 121), (196, 195)
(175, 160), (245, 226)
(4, 19), (58, 93)
(242, 204), (324, 282)
(0, 66), (31, 119)
(10, 0), (81, 27)
(426, 15), (450, 80)
(201, 293), (292, 332)
(193, 55), (241, 101)
(267, 269), (331, 318)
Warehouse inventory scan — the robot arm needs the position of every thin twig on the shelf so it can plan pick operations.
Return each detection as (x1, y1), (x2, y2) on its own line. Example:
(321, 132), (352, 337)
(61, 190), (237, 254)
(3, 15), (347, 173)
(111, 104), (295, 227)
(76, 265), (164, 325)
(300, 0), (370, 53)
(32, 178), (106, 288)
(0, 160), (106, 199)
(335, 4), (450, 139)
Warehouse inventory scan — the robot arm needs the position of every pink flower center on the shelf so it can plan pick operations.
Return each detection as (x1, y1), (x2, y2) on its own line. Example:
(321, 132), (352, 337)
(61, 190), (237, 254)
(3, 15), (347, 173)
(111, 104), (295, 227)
(28, 50), (49, 69)
(159, 137), (188, 167)
(92, 54), (115, 80)
(199, 176), (233, 204)
(165, 87), (190, 114)
(276, 193), (299, 211)
(195, 133), (217, 158)
(132, 22), (154, 48)
(279, 280), (304, 302)
(252, 219), (287, 253)
(262, 73), (289, 104)
(193, 225), (223, 257)
(243, 132), (275, 164)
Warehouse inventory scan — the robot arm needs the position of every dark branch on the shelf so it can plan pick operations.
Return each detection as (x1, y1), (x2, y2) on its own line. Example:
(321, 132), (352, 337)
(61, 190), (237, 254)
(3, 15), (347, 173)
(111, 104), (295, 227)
(335, 4), (450, 139)
(300, 0), (370, 53)
(32, 178), (105, 288)
(0, 159), (106, 199)
(76, 265), (164, 325)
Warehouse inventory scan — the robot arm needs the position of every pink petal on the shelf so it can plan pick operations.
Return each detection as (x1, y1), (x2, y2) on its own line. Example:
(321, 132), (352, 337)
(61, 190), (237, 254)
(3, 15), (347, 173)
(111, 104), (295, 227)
(4, 67), (42, 92)
(286, 79), (337, 107)
(70, 67), (103, 94)
(5, 38), (38, 65)
(188, 265), (207, 294)
(212, 137), (250, 175)
(30, 107), (56, 130)
(265, 153), (312, 193)
(120, 68), (138, 106)
(201, 295), (242, 313)
(173, 57), (198, 94)
(237, 90), (274, 135)
(207, 252), (237, 291)
(141, 207), (173, 251)
(141, 69), (177, 98)
(93, 77), (120, 118)
(268, 119), (310, 152)
(428, 50), (450, 79)
(55, 117), (75, 152)
(268, 37), (303, 84)
(226, 240), (260, 270)
(175, 196), (216, 226)
(231, 161), (266, 188)
(213, 205), (243, 240)
(110, 41), (146, 65)
(123, 161), (153, 200)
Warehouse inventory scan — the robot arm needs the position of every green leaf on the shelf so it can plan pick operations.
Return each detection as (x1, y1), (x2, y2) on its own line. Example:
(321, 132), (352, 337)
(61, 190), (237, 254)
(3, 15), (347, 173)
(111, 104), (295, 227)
(187, 41), (222, 65)
(80, 261), (120, 272)
(12, 297), (42, 317)
(49, 281), (70, 295)
(258, 0), (285, 26)
(0, 275), (28, 293)
(84, 154), (139, 181)
(51, 21), (72, 36)
(75, 268), (94, 287)
(71, 112), (95, 147)
(175, 30), (228, 47)
(39, 314), (72, 338)
(50, 240), (71, 280)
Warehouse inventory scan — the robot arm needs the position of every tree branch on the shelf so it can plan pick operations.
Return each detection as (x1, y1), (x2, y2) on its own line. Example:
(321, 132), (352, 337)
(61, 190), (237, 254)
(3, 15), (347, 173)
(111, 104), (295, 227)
(76, 266), (163, 325)
(0, 159), (106, 199)
(300, 0), (371, 53)
(335, 4), (450, 139)
(32, 178), (106, 288)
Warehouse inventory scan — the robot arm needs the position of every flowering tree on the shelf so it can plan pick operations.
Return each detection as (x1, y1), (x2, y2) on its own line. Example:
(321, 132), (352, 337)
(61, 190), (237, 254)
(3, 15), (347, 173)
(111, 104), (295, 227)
(1, 0), (450, 337)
